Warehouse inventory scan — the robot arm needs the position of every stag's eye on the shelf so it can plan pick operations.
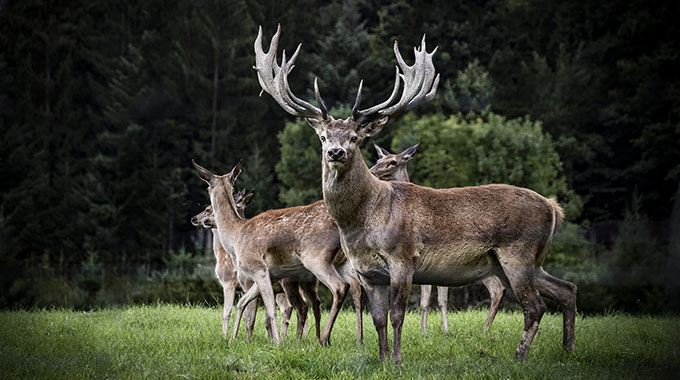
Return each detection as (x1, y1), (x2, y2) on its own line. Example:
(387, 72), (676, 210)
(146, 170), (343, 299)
(388, 160), (397, 166)
(320, 136), (326, 142)
(350, 136), (358, 143)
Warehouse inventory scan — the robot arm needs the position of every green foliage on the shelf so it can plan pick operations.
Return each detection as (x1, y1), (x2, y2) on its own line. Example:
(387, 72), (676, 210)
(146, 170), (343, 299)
(391, 112), (582, 220)
(276, 119), (322, 207)
(2, 306), (679, 379)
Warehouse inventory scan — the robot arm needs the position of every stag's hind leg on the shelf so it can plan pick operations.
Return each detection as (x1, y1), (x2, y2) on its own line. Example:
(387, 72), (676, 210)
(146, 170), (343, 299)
(535, 268), (577, 353)
(497, 249), (546, 361)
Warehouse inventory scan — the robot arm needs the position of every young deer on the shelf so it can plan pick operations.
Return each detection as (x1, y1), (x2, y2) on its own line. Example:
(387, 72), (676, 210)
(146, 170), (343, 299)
(371, 144), (506, 334)
(193, 160), (361, 345)
(191, 192), (316, 339)
(254, 25), (577, 363)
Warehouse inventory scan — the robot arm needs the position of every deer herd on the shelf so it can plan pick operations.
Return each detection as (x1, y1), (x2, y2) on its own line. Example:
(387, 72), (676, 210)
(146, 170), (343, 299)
(191, 25), (577, 364)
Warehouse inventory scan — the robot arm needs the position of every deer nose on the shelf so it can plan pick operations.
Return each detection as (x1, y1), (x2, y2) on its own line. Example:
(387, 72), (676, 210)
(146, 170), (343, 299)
(328, 148), (345, 161)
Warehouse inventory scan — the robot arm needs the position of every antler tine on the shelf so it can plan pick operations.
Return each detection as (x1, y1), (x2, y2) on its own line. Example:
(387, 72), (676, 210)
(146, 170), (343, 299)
(253, 25), (327, 120)
(379, 35), (439, 115)
(353, 67), (402, 123)
(352, 34), (438, 123)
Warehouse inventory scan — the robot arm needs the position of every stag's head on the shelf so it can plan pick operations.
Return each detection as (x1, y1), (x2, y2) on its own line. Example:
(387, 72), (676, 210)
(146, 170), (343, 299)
(192, 159), (243, 219)
(191, 188), (254, 228)
(369, 143), (419, 182)
(254, 25), (438, 173)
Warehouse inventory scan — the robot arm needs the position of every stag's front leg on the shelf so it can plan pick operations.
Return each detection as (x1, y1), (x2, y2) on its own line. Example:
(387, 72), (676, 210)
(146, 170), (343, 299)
(361, 278), (390, 361)
(389, 267), (415, 365)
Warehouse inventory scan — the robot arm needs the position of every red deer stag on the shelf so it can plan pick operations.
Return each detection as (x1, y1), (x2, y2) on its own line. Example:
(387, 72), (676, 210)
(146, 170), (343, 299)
(253, 25), (577, 363)
(371, 144), (506, 334)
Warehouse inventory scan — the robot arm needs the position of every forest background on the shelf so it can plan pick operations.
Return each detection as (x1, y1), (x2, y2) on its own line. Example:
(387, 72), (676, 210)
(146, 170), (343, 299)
(1, 0), (679, 314)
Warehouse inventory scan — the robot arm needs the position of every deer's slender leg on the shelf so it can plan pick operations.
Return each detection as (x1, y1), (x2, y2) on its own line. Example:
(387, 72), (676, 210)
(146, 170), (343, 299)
(281, 279), (308, 341)
(275, 291), (293, 338)
(497, 249), (546, 361)
(361, 279), (390, 361)
(300, 280), (320, 340)
(420, 285), (432, 333)
(389, 267), (415, 365)
(481, 276), (505, 333)
(238, 273), (258, 338)
(250, 269), (280, 343)
(302, 254), (348, 346)
(534, 268), (577, 352)
(436, 286), (449, 334)
(337, 262), (363, 343)
(221, 280), (237, 337)
(348, 278), (363, 343)
(232, 283), (260, 340)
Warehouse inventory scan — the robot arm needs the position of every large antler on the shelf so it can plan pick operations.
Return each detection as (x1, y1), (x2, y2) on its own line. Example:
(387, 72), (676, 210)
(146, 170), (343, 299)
(254, 25), (329, 120)
(352, 35), (440, 124)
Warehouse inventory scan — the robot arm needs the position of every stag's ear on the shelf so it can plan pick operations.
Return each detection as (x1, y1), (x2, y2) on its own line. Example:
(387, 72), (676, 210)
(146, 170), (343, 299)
(193, 160), (215, 184)
(373, 144), (390, 159)
(400, 143), (420, 162)
(227, 159), (243, 185)
(358, 116), (389, 139)
(307, 118), (324, 134)
(242, 190), (255, 206)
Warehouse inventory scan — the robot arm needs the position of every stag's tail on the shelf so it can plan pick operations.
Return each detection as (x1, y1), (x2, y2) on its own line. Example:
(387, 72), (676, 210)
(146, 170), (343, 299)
(547, 197), (564, 243)
(537, 197), (564, 266)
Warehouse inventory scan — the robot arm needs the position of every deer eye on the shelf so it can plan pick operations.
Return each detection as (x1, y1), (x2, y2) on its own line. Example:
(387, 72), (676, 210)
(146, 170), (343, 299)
(320, 136), (326, 142)
(350, 136), (358, 143)
(388, 160), (397, 166)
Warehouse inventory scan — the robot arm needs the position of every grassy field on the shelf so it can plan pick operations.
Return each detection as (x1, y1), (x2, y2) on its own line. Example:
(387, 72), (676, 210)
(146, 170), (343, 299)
(1, 304), (678, 379)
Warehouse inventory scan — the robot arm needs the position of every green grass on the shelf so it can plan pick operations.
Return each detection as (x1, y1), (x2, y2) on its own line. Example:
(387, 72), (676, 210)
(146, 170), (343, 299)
(1, 305), (678, 379)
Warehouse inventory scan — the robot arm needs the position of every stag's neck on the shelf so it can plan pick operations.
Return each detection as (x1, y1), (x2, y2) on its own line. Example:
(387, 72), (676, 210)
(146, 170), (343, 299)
(322, 151), (389, 228)
(211, 190), (245, 251)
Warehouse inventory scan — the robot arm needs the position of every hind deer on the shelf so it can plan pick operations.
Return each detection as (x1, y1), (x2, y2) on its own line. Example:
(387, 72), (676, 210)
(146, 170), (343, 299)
(371, 144), (506, 334)
(191, 191), (315, 339)
(253, 25), (577, 363)
(193, 160), (362, 345)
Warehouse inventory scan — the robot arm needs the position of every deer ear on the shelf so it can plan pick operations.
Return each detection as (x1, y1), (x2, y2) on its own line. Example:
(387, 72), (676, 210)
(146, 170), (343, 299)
(306, 118), (324, 134)
(400, 143), (420, 161)
(242, 190), (255, 206)
(373, 144), (390, 159)
(358, 116), (389, 139)
(227, 159), (243, 184)
(193, 160), (215, 184)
